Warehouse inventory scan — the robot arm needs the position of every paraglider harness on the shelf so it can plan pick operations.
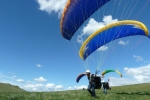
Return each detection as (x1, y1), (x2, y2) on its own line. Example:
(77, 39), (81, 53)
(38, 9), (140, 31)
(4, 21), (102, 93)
(102, 78), (111, 90)
(102, 82), (110, 90)
(90, 70), (102, 89)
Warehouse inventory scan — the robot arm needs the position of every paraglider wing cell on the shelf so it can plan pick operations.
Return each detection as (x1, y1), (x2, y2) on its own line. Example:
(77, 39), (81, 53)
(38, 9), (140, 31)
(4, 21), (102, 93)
(79, 20), (149, 60)
(60, 0), (110, 40)
(102, 70), (122, 77)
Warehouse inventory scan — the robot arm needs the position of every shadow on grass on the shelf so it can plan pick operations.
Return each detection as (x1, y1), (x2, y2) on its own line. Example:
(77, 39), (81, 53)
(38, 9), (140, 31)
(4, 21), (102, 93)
(116, 91), (150, 95)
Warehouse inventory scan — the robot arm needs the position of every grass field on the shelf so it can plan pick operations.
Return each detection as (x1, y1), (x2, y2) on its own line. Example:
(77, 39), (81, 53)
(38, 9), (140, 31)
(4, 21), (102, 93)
(0, 83), (150, 100)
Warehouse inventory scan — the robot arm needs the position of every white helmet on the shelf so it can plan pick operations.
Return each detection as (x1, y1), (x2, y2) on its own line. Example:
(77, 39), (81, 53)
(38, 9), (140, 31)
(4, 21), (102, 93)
(86, 70), (90, 73)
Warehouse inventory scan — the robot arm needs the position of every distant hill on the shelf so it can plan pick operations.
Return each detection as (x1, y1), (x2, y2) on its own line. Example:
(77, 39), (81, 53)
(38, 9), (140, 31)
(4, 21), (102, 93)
(0, 83), (26, 92)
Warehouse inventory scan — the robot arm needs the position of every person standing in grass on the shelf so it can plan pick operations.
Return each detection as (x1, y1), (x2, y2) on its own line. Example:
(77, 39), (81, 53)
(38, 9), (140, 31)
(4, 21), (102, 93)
(102, 79), (110, 94)
(86, 70), (97, 98)
(102, 80), (107, 94)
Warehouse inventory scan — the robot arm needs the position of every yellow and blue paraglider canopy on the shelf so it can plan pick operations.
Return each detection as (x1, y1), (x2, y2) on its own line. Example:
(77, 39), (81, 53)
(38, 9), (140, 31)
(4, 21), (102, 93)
(102, 70), (122, 77)
(60, 0), (110, 40)
(79, 20), (149, 60)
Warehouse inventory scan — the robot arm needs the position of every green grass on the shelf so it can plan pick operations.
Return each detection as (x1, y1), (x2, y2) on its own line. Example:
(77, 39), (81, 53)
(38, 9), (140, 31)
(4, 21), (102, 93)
(0, 83), (150, 100)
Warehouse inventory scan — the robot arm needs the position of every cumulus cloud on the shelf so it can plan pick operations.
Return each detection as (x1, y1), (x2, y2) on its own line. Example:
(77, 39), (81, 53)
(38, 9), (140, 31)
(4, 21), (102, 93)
(118, 40), (129, 45)
(82, 18), (105, 36)
(24, 84), (44, 91)
(36, 0), (67, 17)
(55, 85), (63, 89)
(23, 83), (64, 92)
(81, 15), (118, 36)
(124, 64), (150, 83)
(74, 85), (87, 90)
(133, 55), (143, 62)
(103, 15), (118, 25)
(97, 46), (108, 51)
(55, 85), (63, 91)
(45, 83), (55, 89)
(16, 79), (24, 83)
(124, 64), (150, 76)
(133, 75), (150, 83)
(68, 85), (87, 90)
(34, 77), (47, 82)
(45, 83), (63, 91)
(106, 64), (150, 86)
(36, 64), (42, 67)
(68, 86), (72, 90)
(108, 77), (138, 86)
(77, 15), (118, 44)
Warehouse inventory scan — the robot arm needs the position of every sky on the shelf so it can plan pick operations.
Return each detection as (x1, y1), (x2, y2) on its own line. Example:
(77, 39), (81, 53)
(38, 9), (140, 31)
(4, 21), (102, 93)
(0, 0), (150, 92)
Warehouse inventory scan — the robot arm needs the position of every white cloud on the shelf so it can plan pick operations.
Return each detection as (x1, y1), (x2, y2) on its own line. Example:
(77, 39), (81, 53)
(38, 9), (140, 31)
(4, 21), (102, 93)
(16, 79), (24, 83)
(133, 75), (150, 83)
(45, 83), (55, 89)
(108, 77), (138, 86)
(0, 72), (66, 92)
(124, 64), (150, 83)
(36, 84), (44, 87)
(55, 85), (63, 89)
(118, 40), (129, 45)
(74, 85), (87, 90)
(133, 55), (143, 62)
(36, 0), (67, 17)
(106, 78), (145, 86)
(81, 15), (118, 36)
(97, 46), (108, 51)
(2, 64), (150, 92)
(45, 83), (63, 91)
(103, 15), (118, 25)
(36, 64), (42, 67)
(77, 35), (83, 44)
(124, 64), (150, 76)
(34, 77), (47, 82)
(105, 64), (150, 86)
(23, 83), (64, 92)
(82, 18), (105, 36)
(68, 86), (72, 90)
(55, 85), (63, 91)
(77, 15), (118, 44)
(24, 84), (35, 89)
(24, 84), (44, 91)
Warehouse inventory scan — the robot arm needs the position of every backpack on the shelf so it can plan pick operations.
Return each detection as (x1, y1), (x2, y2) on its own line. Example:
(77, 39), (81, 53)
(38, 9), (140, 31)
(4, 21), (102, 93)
(94, 76), (102, 89)
(102, 82), (109, 89)
(90, 74), (102, 89)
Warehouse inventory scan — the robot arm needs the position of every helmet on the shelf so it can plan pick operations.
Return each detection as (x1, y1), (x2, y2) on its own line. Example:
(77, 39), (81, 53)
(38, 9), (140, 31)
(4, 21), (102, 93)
(86, 70), (90, 73)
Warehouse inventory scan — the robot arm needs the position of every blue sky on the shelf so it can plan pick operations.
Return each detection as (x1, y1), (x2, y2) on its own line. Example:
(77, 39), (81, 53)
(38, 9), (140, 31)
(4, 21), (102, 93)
(0, 0), (150, 91)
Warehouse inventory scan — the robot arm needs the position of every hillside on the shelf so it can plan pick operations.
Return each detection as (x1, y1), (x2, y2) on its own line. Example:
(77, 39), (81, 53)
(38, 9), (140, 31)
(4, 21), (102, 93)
(0, 82), (26, 92)
(0, 82), (149, 100)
